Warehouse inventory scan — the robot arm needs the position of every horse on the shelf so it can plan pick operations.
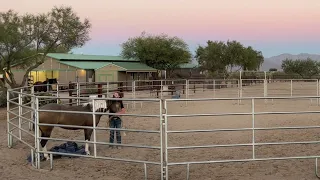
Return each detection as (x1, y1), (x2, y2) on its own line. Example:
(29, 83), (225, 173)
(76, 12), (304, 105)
(36, 98), (122, 161)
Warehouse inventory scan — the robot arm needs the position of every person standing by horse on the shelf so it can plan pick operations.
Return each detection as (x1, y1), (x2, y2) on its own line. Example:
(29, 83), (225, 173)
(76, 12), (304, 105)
(108, 92), (125, 149)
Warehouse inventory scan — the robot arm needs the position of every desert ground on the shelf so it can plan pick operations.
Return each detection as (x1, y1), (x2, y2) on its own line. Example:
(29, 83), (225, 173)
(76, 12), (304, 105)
(2, 80), (320, 180)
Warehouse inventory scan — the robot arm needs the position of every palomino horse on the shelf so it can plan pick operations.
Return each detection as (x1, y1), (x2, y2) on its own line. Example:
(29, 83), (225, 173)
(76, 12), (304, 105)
(36, 99), (122, 160)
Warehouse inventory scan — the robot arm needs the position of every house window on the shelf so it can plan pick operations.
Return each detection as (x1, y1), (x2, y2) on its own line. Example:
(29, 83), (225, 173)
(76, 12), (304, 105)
(130, 73), (134, 80)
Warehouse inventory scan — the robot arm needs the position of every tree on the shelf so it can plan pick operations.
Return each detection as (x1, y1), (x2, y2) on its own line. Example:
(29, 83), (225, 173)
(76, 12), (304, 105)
(225, 40), (245, 72)
(195, 40), (264, 78)
(195, 40), (228, 77)
(240, 46), (264, 71)
(281, 58), (320, 78)
(120, 32), (192, 78)
(0, 6), (91, 88)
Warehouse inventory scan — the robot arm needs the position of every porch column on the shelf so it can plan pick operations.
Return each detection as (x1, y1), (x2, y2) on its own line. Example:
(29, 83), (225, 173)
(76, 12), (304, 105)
(125, 71), (128, 92)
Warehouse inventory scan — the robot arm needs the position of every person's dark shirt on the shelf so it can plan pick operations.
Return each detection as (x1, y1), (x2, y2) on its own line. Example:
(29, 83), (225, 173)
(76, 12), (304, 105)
(109, 99), (124, 118)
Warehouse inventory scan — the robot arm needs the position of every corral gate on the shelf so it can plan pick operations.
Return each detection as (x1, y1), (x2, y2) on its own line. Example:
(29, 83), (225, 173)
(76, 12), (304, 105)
(6, 85), (320, 179)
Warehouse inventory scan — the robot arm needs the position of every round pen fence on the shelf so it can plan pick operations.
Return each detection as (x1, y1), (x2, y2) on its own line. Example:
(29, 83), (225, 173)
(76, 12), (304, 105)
(27, 78), (320, 107)
(6, 78), (320, 179)
(7, 85), (164, 179)
(163, 97), (320, 179)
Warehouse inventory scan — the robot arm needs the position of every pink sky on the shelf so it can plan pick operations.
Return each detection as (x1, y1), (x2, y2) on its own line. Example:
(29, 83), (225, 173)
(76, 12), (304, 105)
(1, 0), (320, 57)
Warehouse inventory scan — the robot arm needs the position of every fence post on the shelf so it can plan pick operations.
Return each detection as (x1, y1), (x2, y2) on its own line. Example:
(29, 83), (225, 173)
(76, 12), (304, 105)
(160, 99), (165, 180)
(68, 82), (73, 106)
(92, 98), (97, 157)
(18, 89), (22, 140)
(251, 98), (255, 159)
(317, 79), (319, 106)
(264, 79), (268, 104)
(185, 79), (189, 106)
(76, 82), (80, 105)
(132, 80), (136, 109)
(163, 99), (168, 180)
(107, 82), (110, 97)
(7, 90), (13, 148)
(160, 80), (163, 99)
(238, 79), (243, 105)
(213, 79), (216, 98)
(290, 80), (293, 96)
(56, 84), (59, 104)
(30, 86), (35, 131)
(35, 97), (41, 169)
(97, 84), (102, 98)
(47, 81), (49, 92)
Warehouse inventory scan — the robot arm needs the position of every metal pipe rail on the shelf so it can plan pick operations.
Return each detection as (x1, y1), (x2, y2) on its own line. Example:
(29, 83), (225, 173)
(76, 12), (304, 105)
(168, 156), (320, 166)
(167, 125), (320, 133)
(38, 136), (161, 149)
(165, 95), (320, 101)
(38, 109), (160, 118)
(28, 96), (164, 180)
(164, 97), (320, 180)
(166, 110), (320, 117)
(7, 81), (320, 179)
(38, 122), (160, 133)
(167, 140), (320, 150)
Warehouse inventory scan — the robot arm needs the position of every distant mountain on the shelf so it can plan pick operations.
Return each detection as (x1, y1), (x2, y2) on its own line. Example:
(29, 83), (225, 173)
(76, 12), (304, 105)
(260, 53), (320, 71)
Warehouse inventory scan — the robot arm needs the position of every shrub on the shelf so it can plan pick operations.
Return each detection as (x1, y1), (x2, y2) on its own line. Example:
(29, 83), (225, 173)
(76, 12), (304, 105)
(0, 90), (6, 108)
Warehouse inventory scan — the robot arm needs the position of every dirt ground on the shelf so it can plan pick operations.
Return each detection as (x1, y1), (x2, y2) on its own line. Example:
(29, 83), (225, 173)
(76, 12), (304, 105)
(2, 81), (320, 180)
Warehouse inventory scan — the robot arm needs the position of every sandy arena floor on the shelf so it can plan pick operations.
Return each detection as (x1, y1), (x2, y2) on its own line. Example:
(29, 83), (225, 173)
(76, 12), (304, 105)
(2, 81), (320, 180)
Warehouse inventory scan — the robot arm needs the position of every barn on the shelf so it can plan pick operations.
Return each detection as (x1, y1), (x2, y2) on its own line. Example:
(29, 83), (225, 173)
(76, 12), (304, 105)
(170, 63), (202, 78)
(10, 53), (157, 86)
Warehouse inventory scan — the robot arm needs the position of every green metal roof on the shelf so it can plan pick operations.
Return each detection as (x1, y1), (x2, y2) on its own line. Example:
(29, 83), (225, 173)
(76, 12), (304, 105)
(112, 62), (157, 71)
(46, 53), (138, 62)
(59, 61), (111, 70)
(59, 61), (156, 71)
(179, 63), (199, 69)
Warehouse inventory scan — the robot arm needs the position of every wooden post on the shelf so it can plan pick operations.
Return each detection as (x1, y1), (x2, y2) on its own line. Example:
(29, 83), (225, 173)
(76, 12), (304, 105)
(68, 82), (74, 106)
(98, 84), (102, 97)
(126, 72), (128, 92)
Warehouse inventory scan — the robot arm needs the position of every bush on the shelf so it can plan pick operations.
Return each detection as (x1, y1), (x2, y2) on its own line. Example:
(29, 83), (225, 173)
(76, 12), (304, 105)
(1, 88), (60, 108)
(0, 90), (6, 108)
(0, 89), (18, 108)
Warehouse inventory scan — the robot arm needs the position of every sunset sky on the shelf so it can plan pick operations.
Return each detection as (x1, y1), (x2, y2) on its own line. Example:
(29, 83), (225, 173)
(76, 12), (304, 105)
(1, 0), (320, 58)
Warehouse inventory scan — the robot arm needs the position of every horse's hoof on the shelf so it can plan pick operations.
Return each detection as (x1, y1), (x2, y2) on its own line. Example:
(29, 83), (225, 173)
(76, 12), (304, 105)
(86, 151), (90, 155)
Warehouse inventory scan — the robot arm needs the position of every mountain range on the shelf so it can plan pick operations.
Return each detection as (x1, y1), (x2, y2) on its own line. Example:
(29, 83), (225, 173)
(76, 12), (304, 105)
(261, 53), (320, 71)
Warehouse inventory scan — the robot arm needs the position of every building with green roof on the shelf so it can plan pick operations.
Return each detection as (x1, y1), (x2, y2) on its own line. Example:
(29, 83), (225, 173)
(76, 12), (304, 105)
(11, 53), (157, 85)
(168, 62), (202, 78)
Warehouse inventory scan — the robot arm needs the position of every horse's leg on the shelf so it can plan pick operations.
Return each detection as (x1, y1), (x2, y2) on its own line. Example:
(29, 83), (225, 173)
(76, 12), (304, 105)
(84, 129), (93, 155)
(40, 127), (53, 161)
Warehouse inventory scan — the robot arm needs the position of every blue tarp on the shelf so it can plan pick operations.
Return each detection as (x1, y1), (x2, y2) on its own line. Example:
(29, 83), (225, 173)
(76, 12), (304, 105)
(27, 142), (86, 163)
